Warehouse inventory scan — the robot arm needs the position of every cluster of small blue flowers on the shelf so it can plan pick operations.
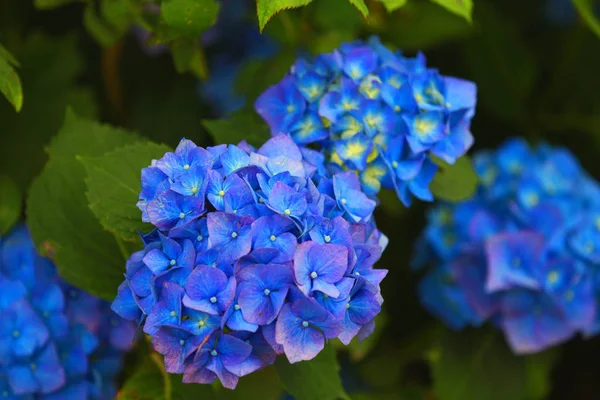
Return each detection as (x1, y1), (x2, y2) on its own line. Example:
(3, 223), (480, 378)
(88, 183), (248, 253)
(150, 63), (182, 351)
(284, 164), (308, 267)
(0, 225), (135, 399)
(112, 135), (388, 389)
(255, 36), (477, 206)
(413, 138), (600, 354)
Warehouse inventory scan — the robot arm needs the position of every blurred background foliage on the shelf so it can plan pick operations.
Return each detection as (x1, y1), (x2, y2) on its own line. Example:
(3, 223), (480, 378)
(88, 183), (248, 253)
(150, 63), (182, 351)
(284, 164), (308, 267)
(1, 0), (600, 398)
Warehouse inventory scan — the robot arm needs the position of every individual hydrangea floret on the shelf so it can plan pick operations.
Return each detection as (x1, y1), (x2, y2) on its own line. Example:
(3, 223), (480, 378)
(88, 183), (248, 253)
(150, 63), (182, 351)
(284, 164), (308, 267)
(0, 225), (135, 399)
(413, 138), (600, 354)
(255, 36), (477, 206)
(113, 135), (388, 389)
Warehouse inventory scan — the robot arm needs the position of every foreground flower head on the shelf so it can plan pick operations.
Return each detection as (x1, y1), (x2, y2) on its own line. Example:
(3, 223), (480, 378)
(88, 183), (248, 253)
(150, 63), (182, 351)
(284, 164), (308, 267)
(113, 135), (388, 389)
(255, 36), (477, 206)
(413, 138), (600, 354)
(0, 225), (135, 399)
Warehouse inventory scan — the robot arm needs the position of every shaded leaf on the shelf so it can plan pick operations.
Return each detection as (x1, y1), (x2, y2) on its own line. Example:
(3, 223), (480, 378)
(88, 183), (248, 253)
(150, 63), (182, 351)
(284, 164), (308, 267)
(524, 348), (560, 400)
(120, 352), (216, 400)
(0, 56), (23, 112)
(378, 0), (407, 12)
(34, 0), (81, 9)
(27, 109), (140, 300)
(84, 4), (121, 47)
(79, 142), (171, 242)
(217, 366), (283, 400)
(0, 175), (21, 235)
(573, 0), (600, 38)
(381, 1), (472, 51)
(0, 44), (19, 67)
(203, 112), (271, 148)
(0, 32), (98, 191)
(430, 155), (478, 202)
(430, 0), (473, 22)
(463, 1), (536, 123)
(431, 329), (526, 400)
(275, 345), (349, 400)
(257, 0), (314, 31)
(161, 0), (220, 36)
(171, 37), (208, 79)
(347, 0), (369, 17)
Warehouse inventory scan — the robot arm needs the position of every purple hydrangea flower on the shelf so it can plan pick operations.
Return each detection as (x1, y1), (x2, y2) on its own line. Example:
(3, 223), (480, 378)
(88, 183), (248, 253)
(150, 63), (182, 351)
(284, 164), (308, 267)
(115, 134), (388, 388)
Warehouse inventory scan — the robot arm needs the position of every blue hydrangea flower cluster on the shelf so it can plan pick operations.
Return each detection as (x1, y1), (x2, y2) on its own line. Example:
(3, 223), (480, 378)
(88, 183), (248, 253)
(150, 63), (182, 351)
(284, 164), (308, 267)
(255, 36), (477, 206)
(112, 135), (388, 389)
(413, 138), (600, 354)
(0, 225), (135, 399)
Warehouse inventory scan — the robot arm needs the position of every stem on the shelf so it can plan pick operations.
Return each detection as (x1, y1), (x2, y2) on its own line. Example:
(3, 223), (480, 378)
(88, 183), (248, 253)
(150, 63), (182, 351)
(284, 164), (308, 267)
(150, 352), (172, 400)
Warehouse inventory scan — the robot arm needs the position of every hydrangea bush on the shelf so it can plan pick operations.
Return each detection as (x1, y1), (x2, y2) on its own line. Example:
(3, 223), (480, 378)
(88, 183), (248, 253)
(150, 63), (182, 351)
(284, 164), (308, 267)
(255, 36), (477, 206)
(0, 225), (135, 399)
(112, 134), (388, 389)
(414, 138), (600, 354)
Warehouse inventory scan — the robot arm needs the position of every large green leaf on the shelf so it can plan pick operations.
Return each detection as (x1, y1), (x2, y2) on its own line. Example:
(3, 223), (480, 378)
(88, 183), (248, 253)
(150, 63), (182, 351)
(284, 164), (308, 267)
(203, 112), (271, 148)
(430, 156), (478, 202)
(573, 0), (600, 38)
(79, 142), (171, 242)
(256, 0), (314, 31)
(275, 345), (349, 400)
(27, 109), (140, 300)
(161, 0), (220, 36)
(431, 329), (526, 400)
(0, 175), (21, 235)
(0, 52), (23, 112)
(429, 0), (473, 22)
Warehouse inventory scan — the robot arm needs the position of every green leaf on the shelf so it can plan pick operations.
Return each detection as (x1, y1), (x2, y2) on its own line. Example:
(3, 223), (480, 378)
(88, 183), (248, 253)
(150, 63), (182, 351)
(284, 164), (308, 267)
(203, 112), (271, 148)
(463, 1), (536, 123)
(275, 345), (349, 400)
(347, 0), (369, 17)
(0, 175), (21, 235)
(345, 312), (388, 362)
(429, 0), (473, 22)
(171, 37), (208, 79)
(431, 329), (526, 400)
(256, 0), (314, 31)
(79, 142), (171, 242)
(378, 0), (407, 12)
(120, 352), (216, 400)
(161, 0), (220, 36)
(381, 1), (472, 50)
(573, 0), (600, 38)
(101, 0), (138, 35)
(34, 0), (82, 9)
(0, 44), (19, 67)
(0, 32), (98, 191)
(27, 109), (140, 300)
(84, 4), (121, 47)
(430, 156), (478, 202)
(524, 349), (560, 400)
(217, 366), (283, 400)
(313, 0), (364, 31)
(0, 56), (23, 112)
